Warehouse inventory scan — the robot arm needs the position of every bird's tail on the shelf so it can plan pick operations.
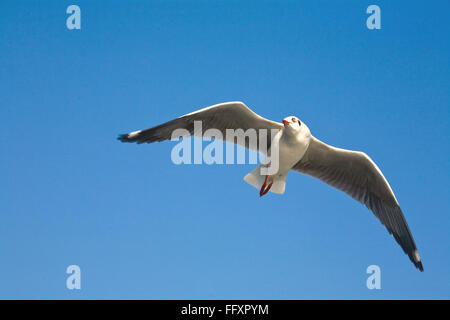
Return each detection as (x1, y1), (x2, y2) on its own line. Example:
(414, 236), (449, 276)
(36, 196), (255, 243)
(244, 165), (287, 194)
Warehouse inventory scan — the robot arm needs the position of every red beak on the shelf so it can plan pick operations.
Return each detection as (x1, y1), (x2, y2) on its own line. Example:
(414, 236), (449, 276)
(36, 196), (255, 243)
(282, 120), (290, 125)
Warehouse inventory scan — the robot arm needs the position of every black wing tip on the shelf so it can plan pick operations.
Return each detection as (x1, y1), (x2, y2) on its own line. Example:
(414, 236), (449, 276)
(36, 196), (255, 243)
(418, 264), (424, 272)
(416, 260), (424, 272)
(117, 133), (128, 142)
(117, 133), (137, 143)
(410, 249), (424, 272)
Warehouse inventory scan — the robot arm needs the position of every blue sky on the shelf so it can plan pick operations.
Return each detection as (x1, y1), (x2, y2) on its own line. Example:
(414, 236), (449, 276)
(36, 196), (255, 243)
(0, 0), (449, 299)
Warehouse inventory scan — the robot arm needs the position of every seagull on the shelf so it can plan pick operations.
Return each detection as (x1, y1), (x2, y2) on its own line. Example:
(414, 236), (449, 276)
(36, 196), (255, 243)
(118, 101), (423, 271)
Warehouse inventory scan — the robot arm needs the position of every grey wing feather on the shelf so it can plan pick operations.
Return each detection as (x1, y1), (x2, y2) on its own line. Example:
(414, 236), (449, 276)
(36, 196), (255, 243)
(293, 137), (423, 271)
(118, 101), (282, 151)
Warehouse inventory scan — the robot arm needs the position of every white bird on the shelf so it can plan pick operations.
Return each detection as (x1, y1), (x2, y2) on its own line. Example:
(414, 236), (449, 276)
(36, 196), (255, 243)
(118, 101), (423, 271)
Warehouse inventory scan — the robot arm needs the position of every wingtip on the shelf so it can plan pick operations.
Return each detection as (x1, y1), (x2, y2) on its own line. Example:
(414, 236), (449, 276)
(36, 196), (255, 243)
(413, 250), (424, 272)
(117, 133), (129, 142)
(117, 130), (142, 143)
(418, 262), (424, 272)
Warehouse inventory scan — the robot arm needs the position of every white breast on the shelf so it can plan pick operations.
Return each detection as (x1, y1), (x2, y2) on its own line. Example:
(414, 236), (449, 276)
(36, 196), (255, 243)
(275, 130), (311, 175)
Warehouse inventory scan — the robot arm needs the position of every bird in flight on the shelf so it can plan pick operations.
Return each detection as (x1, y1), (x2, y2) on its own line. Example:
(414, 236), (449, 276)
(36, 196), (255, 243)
(118, 101), (423, 271)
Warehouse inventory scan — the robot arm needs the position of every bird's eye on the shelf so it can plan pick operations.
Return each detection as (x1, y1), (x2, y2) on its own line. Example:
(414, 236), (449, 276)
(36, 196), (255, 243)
(291, 117), (296, 122)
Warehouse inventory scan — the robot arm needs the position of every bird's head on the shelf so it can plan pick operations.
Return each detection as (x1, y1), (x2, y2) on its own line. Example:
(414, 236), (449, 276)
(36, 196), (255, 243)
(282, 116), (310, 137)
(283, 116), (302, 130)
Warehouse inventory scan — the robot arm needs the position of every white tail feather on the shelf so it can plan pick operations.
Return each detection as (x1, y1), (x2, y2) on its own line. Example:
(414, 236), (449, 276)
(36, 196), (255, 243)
(243, 165), (287, 194)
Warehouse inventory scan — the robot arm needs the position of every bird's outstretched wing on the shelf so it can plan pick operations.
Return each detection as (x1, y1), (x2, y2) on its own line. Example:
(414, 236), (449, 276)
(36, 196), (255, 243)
(118, 101), (283, 152)
(293, 136), (423, 271)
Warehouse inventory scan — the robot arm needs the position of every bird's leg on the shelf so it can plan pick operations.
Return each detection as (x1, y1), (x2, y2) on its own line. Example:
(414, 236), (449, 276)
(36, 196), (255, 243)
(259, 175), (268, 196)
(261, 181), (273, 196)
(259, 176), (273, 197)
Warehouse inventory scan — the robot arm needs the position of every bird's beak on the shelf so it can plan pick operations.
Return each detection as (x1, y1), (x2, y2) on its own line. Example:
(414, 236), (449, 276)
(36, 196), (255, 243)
(282, 120), (290, 125)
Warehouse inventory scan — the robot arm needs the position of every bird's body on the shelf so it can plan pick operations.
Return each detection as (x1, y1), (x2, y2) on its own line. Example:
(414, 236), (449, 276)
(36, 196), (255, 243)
(244, 116), (311, 195)
(119, 101), (423, 271)
(278, 118), (312, 173)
